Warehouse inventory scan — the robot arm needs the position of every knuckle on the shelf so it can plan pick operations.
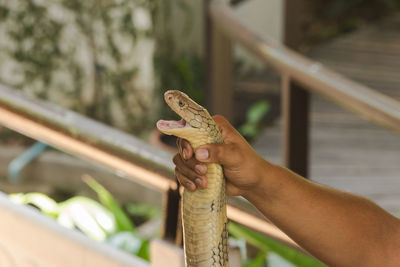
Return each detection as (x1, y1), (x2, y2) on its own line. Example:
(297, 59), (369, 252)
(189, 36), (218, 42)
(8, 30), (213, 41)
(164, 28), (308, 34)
(175, 162), (194, 179)
(185, 157), (197, 168)
(175, 170), (195, 190)
(213, 114), (225, 121)
(175, 169), (187, 180)
(172, 154), (180, 164)
(183, 139), (191, 148)
(174, 168), (180, 178)
(214, 145), (224, 161)
(212, 115), (229, 127)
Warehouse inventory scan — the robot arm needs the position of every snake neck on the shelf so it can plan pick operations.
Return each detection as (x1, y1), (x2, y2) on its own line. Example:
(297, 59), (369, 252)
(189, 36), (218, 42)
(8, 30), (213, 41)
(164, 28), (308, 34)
(183, 129), (223, 150)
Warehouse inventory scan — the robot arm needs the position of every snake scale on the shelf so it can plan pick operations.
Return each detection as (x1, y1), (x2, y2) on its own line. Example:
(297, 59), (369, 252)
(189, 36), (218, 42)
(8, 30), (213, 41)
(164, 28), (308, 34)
(157, 90), (229, 267)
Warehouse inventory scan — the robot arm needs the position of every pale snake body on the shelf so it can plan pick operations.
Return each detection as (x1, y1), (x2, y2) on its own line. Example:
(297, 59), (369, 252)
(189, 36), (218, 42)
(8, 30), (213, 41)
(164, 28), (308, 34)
(157, 90), (229, 267)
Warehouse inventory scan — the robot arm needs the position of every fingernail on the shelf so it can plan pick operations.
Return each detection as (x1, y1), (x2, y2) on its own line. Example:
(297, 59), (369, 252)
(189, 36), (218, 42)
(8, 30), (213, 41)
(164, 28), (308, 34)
(195, 164), (207, 174)
(195, 178), (203, 188)
(182, 149), (187, 160)
(196, 148), (209, 160)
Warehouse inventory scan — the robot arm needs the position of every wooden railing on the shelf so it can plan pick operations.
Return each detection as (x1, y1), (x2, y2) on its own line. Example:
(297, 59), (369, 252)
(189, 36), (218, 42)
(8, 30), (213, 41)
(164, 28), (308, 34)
(0, 81), (302, 266)
(205, 0), (400, 179)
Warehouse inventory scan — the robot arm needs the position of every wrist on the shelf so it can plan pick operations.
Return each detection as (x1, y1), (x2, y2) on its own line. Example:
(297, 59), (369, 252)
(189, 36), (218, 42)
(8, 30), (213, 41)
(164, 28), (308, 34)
(241, 160), (278, 201)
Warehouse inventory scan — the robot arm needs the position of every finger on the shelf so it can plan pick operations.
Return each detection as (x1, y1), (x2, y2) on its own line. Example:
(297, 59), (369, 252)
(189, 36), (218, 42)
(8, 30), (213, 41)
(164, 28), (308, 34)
(176, 138), (193, 160)
(176, 138), (184, 158)
(195, 143), (240, 166)
(212, 115), (237, 140)
(173, 154), (207, 175)
(173, 154), (208, 188)
(175, 169), (196, 191)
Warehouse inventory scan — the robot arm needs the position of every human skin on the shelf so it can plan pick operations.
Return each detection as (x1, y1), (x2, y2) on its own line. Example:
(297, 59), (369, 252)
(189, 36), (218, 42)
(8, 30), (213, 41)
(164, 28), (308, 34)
(173, 115), (400, 267)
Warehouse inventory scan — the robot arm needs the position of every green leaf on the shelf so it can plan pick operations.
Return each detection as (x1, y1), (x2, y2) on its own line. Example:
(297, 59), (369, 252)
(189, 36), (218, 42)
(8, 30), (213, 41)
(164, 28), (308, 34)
(83, 175), (135, 232)
(247, 101), (270, 124)
(106, 232), (150, 261)
(228, 222), (326, 267)
(238, 100), (270, 139)
(58, 196), (117, 241)
(126, 203), (161, 220)
(9, 192), (59, 217)
(137, 239), (150, 261)
(106, 231), (143, 254)
(238, 124), (258, 138)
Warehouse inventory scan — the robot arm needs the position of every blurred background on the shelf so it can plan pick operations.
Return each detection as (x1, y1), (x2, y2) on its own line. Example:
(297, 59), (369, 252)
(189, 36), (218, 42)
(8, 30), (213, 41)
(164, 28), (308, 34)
(1, 0), (399, 135)
(0, 0), (399, 266)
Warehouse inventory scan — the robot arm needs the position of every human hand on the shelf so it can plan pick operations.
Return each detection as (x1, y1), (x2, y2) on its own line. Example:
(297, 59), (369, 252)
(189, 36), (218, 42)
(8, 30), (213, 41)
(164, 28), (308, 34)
(173, 115), (269, 196)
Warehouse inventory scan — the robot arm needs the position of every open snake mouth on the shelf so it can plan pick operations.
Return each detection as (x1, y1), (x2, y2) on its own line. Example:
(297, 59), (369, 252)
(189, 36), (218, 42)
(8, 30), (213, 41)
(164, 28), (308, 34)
(156, 118), (190, 131)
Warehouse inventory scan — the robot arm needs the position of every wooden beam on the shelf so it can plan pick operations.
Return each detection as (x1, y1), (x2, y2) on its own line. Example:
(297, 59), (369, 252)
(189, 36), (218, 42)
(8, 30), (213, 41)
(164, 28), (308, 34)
(282, 75), (310, 177)
(283, 0), (311, 49)
(205, 0), (233, 121)
(0, 194), (149, 267)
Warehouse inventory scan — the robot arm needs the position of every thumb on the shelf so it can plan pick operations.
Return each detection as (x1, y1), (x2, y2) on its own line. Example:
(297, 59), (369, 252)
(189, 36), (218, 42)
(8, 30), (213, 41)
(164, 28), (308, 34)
(195, 143), (238, 166)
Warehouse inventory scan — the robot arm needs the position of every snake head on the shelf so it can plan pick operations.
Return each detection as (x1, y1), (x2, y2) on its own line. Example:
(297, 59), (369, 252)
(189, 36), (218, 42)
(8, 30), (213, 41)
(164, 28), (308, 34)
(157, 90), (221, 145)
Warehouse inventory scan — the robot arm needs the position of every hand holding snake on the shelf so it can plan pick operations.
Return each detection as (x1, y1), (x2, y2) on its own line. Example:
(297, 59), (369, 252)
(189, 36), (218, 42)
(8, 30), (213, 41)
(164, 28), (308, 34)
(174, 115), (268, 198)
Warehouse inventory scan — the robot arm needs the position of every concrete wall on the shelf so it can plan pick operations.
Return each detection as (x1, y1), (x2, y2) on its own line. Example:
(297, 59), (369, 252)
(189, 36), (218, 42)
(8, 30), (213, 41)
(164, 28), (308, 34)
(234, 0), (284, 68)
(171, 0), (284, 67)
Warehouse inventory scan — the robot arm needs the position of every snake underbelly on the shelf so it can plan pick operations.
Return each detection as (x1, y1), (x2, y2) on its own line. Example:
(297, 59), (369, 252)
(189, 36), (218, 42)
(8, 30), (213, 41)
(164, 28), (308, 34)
(182, 163), (229, 267)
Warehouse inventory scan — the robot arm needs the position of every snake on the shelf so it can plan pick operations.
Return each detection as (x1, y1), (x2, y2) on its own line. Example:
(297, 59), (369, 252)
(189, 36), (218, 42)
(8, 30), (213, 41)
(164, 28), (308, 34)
(157, 90), (229, 267)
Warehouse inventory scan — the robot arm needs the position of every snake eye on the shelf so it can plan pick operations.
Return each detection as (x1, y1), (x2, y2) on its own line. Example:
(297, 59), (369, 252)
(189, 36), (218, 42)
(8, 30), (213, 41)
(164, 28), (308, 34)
(178, 101), (184, 107)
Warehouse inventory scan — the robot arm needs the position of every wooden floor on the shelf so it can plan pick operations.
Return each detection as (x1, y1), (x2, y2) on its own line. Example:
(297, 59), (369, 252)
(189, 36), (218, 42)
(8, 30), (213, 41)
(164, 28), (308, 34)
(249, 14), (400, 216)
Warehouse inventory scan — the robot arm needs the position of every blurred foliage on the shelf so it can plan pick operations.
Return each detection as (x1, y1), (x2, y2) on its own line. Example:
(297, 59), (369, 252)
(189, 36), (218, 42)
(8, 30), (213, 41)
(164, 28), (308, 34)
(126, 202), (162, 226)
(229, 222), (326, 267)
(307, 0), (400, 45)
(84, 175), (135, 232)
(238, 100), (270, 141)
(154, 53), (205, 120)
(9, 177), (161, 262)
(9, 192), (59, 217)
(0, 0), (201, 138)
(151, 0), (205, 121)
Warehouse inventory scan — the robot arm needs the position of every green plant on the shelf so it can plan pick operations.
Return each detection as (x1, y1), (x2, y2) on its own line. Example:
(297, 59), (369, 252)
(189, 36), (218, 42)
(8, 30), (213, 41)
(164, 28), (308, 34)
(154, 51), (205, 122)
(151, 0), (205, 121)
(9, 192), (59, 217)
(126, 202), (162, 225)
(238, 100), (270, 141)
(228, 222), (326, 267)
(9, 177), (160, 262)
(84, 175), (135, 232)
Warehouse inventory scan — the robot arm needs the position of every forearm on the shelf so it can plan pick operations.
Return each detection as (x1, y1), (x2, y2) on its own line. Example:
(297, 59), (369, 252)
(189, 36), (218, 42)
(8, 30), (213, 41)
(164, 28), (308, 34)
(243, 162), (400, 266)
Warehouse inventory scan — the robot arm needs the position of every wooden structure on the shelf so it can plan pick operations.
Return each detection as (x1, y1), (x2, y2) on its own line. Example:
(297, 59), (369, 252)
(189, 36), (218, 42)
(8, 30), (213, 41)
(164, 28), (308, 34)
(0, 0), (398, 266)
(205, 0), (400, 179)
(254, 14), (400, 215)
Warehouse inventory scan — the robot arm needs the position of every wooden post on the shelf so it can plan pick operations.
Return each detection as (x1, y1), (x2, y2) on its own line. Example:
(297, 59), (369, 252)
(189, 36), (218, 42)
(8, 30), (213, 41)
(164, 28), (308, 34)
(204, 0), (233, 121)
(283, 0), (311, 50)
(161, 188), (181, 244)
(282, 0), (311, 177)
(281, 75), (310, 178)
